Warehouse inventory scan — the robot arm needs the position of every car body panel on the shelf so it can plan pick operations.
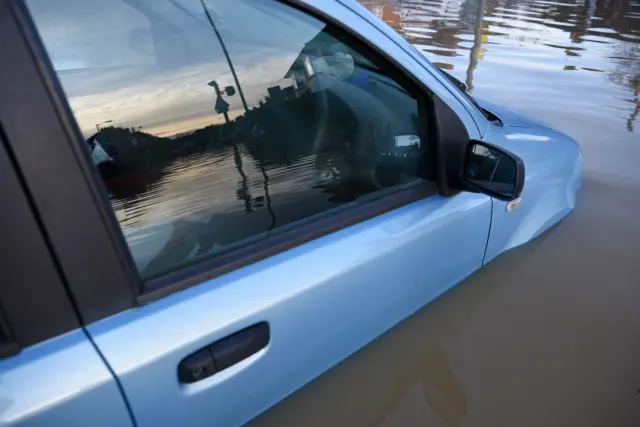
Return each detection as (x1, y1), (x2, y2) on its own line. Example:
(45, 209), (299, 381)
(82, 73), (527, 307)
(87, 192), (491, 427)
(478, 100), (583, 263)
(0, 330), (133, 427)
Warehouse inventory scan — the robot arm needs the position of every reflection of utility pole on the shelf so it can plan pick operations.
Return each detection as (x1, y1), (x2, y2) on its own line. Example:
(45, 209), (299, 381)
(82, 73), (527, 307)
(201, 0), (275, 227)
(208, 80), (252, 212)
(232, 143), (253, 213)
(200, 0), (248, 113)
(466, 0), (486, 91)
(96, 120), (113, 132)
(570, 0), (596, 43)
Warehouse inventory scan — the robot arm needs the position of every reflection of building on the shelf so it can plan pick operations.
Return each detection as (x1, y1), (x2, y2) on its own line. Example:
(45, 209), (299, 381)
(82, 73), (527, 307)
(267, 85), (296, 103)
(87, 133), (115, 168)
(367, 3), (401, 28)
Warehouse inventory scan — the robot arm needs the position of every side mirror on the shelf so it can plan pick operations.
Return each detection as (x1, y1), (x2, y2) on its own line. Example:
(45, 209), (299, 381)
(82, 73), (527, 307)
(462, 141), (525, 201)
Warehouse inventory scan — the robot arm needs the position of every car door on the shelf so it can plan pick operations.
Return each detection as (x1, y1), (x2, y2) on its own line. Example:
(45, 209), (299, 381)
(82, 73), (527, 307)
(13, 0), (492, 426)
(0, 92), (133, 427)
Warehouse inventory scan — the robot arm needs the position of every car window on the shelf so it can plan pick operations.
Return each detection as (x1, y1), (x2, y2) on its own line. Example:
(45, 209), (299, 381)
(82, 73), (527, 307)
(27, 0), (433, 281)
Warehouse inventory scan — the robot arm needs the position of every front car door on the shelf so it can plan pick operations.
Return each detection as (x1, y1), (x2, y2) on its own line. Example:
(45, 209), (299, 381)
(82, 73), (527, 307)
(10, 0), (492, 425)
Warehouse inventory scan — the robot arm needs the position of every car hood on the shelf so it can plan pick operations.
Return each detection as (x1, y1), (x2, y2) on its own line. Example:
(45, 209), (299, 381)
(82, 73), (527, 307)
(476, 99), (552, 129)
(475, 98), (582, 172)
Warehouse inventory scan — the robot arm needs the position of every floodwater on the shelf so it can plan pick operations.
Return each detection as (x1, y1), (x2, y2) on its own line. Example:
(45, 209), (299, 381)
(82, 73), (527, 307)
(248, 0), (640, 426)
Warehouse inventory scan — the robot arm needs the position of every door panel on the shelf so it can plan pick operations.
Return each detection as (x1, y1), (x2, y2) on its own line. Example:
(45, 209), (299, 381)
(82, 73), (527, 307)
(0, 85), (132, 426)
(0, 135), (133, 427)
(87, 192), (491, 426)
(0, 331), (134, 427)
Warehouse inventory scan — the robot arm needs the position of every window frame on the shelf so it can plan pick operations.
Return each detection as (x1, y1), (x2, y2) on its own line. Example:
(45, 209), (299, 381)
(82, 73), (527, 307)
(1, 0), (140, 325)
(0, 123), (80, 355)
(7, 0), (456, 322)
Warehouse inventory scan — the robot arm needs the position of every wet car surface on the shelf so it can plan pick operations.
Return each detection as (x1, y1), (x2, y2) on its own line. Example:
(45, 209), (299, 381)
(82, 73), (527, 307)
(247, 0), (640, 425)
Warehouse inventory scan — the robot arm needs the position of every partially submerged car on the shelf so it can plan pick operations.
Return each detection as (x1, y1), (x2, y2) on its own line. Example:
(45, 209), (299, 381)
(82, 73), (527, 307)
(0, 0), (581, 426)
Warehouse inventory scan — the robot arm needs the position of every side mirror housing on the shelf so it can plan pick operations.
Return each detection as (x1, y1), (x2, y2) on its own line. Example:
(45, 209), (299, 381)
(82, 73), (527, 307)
(462, 141), (525, 201)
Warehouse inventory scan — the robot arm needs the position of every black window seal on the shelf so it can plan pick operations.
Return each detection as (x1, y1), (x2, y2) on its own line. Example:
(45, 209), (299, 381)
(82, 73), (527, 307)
(0, 125), (80, 354)
(10, 0), (450, 319)
(3, 0), (139, 325)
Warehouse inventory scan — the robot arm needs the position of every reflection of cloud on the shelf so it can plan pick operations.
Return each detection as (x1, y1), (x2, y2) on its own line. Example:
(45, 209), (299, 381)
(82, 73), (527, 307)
(62, 51), (299, 137)
(28, 0), (322, 137)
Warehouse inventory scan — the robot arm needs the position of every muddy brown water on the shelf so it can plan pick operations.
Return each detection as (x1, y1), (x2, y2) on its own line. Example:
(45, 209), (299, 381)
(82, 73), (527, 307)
(248, 0), (640, 426)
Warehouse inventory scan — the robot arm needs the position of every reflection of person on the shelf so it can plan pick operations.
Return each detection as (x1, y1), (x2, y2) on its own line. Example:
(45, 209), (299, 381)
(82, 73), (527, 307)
(307, 40), (356, 80)
(305, 45), (393, 193)
(421, 349), (468, 427)
(309, 50), (355, 81)
(284, 32), (422, 197)
(362, 345), (468, 427)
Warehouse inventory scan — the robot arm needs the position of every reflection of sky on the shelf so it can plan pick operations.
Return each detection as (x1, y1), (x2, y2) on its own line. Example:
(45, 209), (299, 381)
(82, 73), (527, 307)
(27, 0), (323, 136)
(26, 0), (640, 137)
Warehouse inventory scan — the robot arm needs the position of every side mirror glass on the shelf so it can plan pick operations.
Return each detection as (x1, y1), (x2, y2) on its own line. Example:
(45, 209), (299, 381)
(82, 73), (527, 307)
(463, 141), (525, 201)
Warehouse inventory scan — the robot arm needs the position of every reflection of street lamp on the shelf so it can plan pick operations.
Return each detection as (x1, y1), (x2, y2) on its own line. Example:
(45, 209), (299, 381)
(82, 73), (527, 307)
(96, 120), (113, 132)
(208, 80), (234, 124)
(200, 0), (248, 113)
(206, 79), (253, 212)
(200, 0), (275, 226)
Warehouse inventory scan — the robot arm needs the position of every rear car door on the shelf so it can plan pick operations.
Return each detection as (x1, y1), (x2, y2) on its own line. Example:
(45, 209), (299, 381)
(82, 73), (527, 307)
(12, 0), (492, 425)
(0, 71), (132, 427)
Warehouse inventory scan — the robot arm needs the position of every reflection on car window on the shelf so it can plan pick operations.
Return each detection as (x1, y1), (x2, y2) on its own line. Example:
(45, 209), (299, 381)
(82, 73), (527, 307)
(28, 0), (430, 279)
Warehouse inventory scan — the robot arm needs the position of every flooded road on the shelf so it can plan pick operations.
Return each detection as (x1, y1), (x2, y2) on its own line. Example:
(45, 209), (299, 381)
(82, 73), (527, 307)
(248, 0), (640, 426)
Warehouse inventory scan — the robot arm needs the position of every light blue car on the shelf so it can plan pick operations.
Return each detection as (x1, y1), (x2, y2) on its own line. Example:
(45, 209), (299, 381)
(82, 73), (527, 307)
(0, 0), (581, 426)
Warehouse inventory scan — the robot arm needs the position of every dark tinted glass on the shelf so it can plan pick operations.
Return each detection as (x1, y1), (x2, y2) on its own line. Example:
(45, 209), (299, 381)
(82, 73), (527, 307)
(28, 0), (430, 279)
(465, 144), (516, 196)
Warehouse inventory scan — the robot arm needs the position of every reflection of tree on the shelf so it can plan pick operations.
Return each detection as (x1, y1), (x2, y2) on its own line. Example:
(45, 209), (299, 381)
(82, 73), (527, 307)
(628, 82), (640, 132)
(627, 94), (640, 130)
(88, 81), (320, 209)
(465, 0), (487, 91)
(608, 40), (640, 131)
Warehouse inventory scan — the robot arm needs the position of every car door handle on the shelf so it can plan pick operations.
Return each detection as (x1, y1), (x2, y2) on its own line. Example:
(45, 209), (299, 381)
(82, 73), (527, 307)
(178, 322), (270, 384)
